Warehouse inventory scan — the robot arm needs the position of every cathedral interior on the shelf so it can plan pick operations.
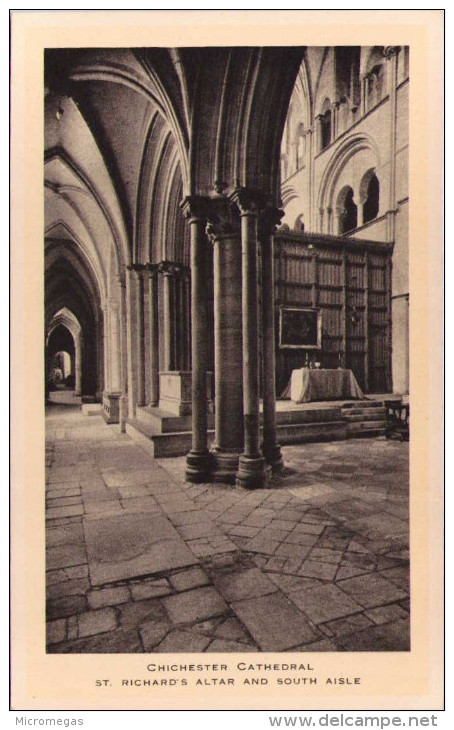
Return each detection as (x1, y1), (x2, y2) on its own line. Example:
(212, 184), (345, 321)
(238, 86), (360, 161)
(45, 46), (410, 654)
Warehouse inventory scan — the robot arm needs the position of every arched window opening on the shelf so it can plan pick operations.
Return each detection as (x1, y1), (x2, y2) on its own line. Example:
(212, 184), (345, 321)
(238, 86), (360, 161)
(367, 63), (384, 108)
(363, 173), (380, 223)
(320, 109), (331, 150)
(339, 188), (357, 234)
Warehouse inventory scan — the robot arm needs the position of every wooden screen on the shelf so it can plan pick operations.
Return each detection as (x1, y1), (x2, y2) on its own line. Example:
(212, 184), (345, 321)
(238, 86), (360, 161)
(273, 231), (393, 396)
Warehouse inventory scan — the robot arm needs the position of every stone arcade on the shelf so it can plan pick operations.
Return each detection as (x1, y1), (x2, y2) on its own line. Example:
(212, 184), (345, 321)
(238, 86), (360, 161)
(44, 46), (410, 655)
(45, 46), (408, 489)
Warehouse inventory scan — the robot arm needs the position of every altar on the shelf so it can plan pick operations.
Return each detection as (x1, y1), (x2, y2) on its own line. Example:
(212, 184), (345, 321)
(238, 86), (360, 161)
(281, 368), (364, 404)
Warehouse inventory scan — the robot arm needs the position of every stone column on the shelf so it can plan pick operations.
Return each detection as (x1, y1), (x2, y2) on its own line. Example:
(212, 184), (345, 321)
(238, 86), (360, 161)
(206, 199), (244, 483)
(354, 194), (365, 229)
(185, 272), (192, 370)
(331, 101), (339, 140)
(159, 262), (174, 372)
(305, 128), (314, 230)
(259, 207), (284, 472)
(233, 190), (268, 489)
(95, 310), (104, 399)
(315, 113), (323, 153)
(177, 268), (190, 370)
(361, 74), (368, 115)
(181, 197), (212, 483)
(117, 274), (128, 431)
(384, 46), (400, 243)
(147, 264), (160, 406)
(102, 302), (111, 392)
(134, 267), (146, 407)
(334, 206), (342, 235)
(74, 331), (82, 396)
(109, 299), (121, 392)
(125, 266), (137, 418)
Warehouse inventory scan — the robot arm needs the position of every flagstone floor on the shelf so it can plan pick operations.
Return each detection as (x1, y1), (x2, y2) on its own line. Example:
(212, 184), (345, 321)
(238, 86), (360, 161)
(46, 393), (410, 654)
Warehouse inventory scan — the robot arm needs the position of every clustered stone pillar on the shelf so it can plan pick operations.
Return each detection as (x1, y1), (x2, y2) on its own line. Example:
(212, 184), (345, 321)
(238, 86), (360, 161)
(125, 266), (137, 419)
(207, 200), (244, 482)
(117, 274), (128, 431)
(159, 262), (174, 372)
(134, 266), (146, 407)
(102, 303), (111, 391)
(259, 208), (284, 472)
(181, 192), (283, 489)
(109, 298), (121, 392)
(74, 331), (82, 397)
(234, 191), (268, 489)
(182, 198), (212, 483)
(147, 263), (160, 407)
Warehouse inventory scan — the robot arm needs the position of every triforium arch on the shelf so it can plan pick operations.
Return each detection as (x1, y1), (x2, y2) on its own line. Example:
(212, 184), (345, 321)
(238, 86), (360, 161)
(44, 46), (306, 488)
(317, 132), (380, 233)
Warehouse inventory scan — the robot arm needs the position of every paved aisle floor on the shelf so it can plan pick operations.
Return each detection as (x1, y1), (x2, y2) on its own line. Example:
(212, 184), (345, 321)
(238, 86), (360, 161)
(46, 397), (410, 653)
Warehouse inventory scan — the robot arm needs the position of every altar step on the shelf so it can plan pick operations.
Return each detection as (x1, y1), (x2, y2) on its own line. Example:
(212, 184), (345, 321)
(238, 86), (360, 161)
(126, 418), (215, 458)
(126, 399), (389, 458)
(342, 402), (387, 438)
(134, 405), (215, 434)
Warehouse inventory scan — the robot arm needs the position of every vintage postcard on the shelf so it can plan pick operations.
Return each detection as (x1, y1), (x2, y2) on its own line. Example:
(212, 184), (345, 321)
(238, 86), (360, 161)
(10, 10), (444, 711)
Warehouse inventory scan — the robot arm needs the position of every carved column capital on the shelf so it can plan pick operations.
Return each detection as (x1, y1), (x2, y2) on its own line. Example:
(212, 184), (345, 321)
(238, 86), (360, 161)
(230, 188), (270, 216)
(205, 196), (241, 243)
(180, 195), (209, 222)
(126, 263), (146, 280)
(158, 260), (181, 278)
(258, 206), (285, 240)
(145, 262), (160, 278)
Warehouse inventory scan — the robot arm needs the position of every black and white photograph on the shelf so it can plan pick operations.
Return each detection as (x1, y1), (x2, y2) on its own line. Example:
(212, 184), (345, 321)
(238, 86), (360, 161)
(43, 43), (411, 654)
(10, 9), (443, 712)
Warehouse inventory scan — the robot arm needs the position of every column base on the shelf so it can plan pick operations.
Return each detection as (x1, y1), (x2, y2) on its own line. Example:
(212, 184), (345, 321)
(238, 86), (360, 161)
(211, 448), (242, 484)
(102, 392), (121, 424)
(235, 454), (269, 489)
(185, 450), (214, 484)
(262, 441), (284, 472)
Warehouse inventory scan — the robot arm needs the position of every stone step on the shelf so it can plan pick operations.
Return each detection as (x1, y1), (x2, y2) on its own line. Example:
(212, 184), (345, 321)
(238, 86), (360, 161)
(346, 421), (387, 436)
(348, 428), (387, 439)
(274, 407), (343, 425)
(341, 400), (386, 410)
(342, 403), (386, 414)
(127, 400), (390, 458)
(342, 411), (386, 423)
(135, 406), (216, 434)
(126, 418), (216, 458)
(276, 421), (347, 445)
(137, 403), (345, 433)
(127, 417), (352, 457)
